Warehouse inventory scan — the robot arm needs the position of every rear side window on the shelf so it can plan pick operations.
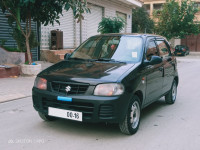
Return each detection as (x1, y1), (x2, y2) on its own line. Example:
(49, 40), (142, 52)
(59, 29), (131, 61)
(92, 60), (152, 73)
(156, 40), (170, 58)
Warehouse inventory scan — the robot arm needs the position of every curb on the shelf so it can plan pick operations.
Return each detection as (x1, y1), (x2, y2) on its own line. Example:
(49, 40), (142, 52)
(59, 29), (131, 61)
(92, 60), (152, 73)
(189, 52), (200, 56)
(0, 95), (31, 104)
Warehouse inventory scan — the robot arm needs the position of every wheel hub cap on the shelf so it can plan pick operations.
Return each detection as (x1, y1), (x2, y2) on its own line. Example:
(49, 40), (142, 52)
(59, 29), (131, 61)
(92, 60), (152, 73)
(130, 101), (140, 129)
(172, 83), (177, 101)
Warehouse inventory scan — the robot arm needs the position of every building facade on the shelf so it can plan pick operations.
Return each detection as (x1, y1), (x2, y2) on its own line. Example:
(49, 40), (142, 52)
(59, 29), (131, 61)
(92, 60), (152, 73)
(40, 0), (143, 50)
(143, 0), (200, 52)
(143, 0), (200, 19)
(0, 10), (39, 61)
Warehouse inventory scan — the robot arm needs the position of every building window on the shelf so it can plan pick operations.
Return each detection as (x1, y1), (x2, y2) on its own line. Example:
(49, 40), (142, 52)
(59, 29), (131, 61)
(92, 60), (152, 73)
(143, 4), (150, 15)
(194, 2), (200, 10)
(153, 3), (163, 10)
(116, 11), (127, 33)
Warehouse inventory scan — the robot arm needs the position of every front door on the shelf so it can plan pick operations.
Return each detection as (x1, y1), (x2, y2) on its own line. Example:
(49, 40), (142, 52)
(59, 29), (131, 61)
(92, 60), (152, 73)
(144, 39), (164, 105)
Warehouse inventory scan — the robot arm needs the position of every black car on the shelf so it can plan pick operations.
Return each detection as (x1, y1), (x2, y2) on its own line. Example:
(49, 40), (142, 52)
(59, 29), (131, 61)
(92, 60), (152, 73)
(32, 34), (179, 135)
(174, 45), (190, 56)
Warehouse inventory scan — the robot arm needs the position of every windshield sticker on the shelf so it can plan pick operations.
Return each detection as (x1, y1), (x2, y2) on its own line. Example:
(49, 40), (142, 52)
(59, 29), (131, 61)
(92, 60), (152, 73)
(132, 52), (138, 58)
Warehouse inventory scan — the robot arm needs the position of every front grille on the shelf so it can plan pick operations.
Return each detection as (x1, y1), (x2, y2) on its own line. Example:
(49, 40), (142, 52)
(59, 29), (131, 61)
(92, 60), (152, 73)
(99, 105), (114, 119)
(51, 81), (89, 95)
(42, 98), (94, 119)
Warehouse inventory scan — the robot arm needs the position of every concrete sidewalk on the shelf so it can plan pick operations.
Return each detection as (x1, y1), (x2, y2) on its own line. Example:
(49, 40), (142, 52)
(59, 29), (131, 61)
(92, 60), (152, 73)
(0, 61), (53, 103)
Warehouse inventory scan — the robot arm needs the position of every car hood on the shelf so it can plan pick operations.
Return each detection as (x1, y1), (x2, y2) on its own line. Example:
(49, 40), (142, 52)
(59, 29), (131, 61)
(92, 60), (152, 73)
(38, 60), (135, 84)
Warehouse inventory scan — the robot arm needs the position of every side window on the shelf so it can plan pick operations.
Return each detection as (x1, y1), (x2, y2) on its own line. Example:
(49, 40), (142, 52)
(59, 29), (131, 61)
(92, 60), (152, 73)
(146, 40), (158, 61)
(156, 40), (170, 58)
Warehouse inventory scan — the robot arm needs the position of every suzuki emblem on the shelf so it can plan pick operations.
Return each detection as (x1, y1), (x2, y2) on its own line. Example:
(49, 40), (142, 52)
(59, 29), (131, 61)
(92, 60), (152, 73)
(65, 86), (71, 93)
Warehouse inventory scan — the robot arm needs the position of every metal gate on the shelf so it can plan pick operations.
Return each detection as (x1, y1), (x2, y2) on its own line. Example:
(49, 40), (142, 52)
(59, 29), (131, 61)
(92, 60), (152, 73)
(181, 34), (200, 52)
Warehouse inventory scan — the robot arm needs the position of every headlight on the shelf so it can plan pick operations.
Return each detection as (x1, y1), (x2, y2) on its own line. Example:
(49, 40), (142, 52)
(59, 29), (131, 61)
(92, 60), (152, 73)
(94, 83), (124, 96)
(34, 77), (47, 90)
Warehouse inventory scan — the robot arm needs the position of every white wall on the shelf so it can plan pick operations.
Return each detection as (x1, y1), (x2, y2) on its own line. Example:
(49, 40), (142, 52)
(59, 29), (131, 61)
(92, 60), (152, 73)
(87, 0), (133, 33)
(41, 0), (135, 50)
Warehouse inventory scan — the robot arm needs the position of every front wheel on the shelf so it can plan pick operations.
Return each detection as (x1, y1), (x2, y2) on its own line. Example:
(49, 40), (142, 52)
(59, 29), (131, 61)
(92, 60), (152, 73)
(165, 80), (177, 104)
(119, 95), (141, 135)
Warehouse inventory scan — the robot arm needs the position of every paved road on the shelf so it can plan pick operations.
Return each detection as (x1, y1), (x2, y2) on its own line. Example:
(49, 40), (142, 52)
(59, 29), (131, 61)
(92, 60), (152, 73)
(0, 61), (53, 103)
(0, 58), (200, 150)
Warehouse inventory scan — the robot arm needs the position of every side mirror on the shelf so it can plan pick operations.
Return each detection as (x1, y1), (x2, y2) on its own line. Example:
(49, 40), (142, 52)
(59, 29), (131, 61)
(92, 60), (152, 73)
(143, 56), (162, 66)
(64, 53), (71, 60)
(149, 56), (162, 65)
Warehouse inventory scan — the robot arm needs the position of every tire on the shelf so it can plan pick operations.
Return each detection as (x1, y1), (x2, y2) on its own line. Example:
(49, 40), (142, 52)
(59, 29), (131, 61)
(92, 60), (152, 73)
(165, 80), (177, 104)
(38, 112), (57, 121)
(119, 95), (141, 135)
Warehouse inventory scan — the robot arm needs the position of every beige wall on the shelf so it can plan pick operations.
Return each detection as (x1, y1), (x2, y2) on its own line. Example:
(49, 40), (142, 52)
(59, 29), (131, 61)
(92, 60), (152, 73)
(143, 0), (200, 21)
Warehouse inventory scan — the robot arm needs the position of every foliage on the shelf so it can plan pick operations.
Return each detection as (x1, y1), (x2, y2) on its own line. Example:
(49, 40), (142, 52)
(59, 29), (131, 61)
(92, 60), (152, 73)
(98, 17), (126, 34)
(2, 46), (21, 52)
(11, 28), (38, 52)
(132, 7), (154, 33)
(153, 0), (200, 40)
(0, 0), (90, 64)
(0, 39), (7, 47)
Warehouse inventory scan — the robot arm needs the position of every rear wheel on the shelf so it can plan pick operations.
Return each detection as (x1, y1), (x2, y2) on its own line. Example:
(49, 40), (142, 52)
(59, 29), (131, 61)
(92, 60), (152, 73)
(165, 80), (177, 104)
(38, 112), (57, 121)
(119, 95), (141, 135)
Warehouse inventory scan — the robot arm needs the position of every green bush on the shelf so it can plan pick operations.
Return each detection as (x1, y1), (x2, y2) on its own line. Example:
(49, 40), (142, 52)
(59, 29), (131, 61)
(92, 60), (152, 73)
(11, 28), (39, 52)
(0, 39), (7, 47)
(1, 28), (39, 53)
(98, 17), (126, 34)
(2, 46), (21, 52)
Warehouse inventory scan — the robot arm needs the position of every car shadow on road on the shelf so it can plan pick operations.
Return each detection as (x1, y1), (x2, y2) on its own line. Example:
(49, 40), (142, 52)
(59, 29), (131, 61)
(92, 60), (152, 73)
(35, 98), (170, 138)
(141, 98), (168, 120)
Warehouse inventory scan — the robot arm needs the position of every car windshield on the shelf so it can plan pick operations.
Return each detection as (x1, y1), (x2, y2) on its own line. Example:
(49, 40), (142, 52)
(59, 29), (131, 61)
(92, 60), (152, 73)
(70, 36), (143, 63)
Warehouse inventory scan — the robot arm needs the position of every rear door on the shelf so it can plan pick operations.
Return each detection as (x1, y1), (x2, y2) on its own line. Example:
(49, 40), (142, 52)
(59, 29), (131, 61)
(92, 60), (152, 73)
(155, 39), (174, 94)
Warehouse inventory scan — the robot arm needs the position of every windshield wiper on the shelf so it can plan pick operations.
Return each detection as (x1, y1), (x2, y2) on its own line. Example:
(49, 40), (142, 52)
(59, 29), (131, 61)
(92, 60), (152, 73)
(97, 58), (113, 61)
(93, 58), (124, 63)
(69, 57), (86, 61)
(69, 57), (124, 63)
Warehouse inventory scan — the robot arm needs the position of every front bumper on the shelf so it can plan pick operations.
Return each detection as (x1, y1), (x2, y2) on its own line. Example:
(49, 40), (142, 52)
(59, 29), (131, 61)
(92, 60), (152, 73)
(32, 87), (131, 123)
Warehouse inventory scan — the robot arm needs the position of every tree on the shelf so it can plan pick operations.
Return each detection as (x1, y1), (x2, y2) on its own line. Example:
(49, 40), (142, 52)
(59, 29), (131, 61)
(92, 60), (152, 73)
(0, 0), (90, 64)
(153, 0), (200, 40)
(98, 17), (125, 34)
(132, 7), (154, 33)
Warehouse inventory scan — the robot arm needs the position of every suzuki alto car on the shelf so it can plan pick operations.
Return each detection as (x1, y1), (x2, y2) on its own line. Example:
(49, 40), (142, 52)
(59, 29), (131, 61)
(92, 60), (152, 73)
(32, 34), (179, 135)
